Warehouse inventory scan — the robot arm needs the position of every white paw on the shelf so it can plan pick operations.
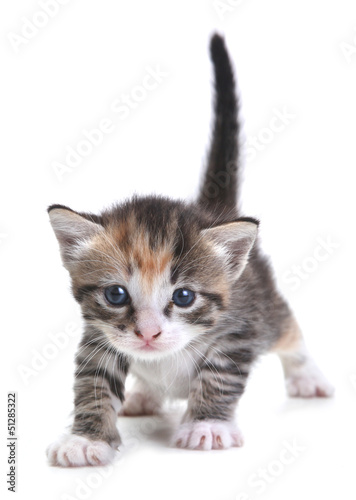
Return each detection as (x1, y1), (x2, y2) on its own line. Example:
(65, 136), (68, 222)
(47, 434), (117, 467)
(286, 365), (335, 398)
(172, 420), (243, 450)
(119, 392), (161, 416)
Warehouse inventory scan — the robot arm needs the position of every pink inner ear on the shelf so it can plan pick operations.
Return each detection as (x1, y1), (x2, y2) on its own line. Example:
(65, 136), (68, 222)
(202, 221), (257, 279)
(49, 208), (104, 254)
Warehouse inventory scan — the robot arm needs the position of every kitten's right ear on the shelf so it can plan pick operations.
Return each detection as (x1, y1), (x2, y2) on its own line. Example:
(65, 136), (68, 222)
(48, 204), (104, 266)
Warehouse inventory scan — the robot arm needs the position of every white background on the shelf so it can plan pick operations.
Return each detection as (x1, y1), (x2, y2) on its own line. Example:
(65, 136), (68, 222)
(1, 0), (356, 499)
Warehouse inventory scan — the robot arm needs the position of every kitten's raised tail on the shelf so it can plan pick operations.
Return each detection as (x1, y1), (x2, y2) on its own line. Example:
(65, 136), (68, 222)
(198, 34), (239, 215)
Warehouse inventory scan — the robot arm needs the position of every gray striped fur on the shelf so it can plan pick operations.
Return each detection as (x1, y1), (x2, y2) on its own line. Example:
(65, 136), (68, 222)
(46, 35), (333, 465)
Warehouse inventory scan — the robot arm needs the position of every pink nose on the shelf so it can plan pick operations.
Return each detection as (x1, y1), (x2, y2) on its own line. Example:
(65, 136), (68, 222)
(134, 328), (162, 342)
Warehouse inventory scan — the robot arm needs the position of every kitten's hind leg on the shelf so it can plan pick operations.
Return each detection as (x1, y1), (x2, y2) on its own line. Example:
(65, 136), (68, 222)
(272, 316), (334, 398)
(120, 379), (163, 416)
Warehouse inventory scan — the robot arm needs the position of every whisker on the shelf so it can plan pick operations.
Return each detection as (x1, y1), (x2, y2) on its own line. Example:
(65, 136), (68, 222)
(189, 344), (224, 396)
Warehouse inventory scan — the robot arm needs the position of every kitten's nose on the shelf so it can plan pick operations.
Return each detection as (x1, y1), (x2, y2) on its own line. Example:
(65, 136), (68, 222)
(135, 309), (162, 343)
(134, 328), (162, 342)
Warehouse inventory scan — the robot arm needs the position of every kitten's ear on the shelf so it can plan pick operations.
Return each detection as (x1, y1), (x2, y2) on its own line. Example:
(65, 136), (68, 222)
(202, 219), (258, 280)
(48, 205), (104, 266)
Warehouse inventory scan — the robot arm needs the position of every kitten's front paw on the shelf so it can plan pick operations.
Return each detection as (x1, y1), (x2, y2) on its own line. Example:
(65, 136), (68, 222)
(286, 368), (335, 398)
(47, 434), (117, 467)
(172, 420), (243, 450)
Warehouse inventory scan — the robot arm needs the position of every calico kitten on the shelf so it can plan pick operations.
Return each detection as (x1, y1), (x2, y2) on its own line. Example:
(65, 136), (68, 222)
(47, 34), (333, 466)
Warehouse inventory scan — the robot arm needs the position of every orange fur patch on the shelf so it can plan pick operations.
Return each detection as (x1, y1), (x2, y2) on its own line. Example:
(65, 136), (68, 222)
(99, 219), (173, 291)
(271, 316), (302, 353)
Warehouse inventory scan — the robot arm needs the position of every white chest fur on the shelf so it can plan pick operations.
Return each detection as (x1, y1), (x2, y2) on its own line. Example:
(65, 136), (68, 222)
(130, 349), (199, 400)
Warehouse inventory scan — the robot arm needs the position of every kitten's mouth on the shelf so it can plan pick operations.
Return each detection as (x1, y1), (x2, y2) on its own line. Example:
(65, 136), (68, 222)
(139, 343), (158, 351)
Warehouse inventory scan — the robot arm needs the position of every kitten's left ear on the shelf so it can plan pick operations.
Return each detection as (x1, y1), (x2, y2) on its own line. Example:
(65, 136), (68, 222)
(48, 204), (104, 267)
(202, 219), (258, 280)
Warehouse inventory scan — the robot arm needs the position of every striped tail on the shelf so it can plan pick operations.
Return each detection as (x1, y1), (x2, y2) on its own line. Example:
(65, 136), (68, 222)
(198, 34), (239, 215)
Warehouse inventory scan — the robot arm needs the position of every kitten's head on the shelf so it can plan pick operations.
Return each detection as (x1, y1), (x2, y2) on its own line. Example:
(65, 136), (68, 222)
(48, 197), (257, 361)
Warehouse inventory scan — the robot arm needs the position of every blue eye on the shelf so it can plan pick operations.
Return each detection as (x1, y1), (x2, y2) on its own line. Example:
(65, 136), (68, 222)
(172, 288), (195, 307)
(104, 286), (130, 306)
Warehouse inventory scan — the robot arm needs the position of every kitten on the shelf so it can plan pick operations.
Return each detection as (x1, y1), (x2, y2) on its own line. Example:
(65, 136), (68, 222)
(47, 34), (333, 466)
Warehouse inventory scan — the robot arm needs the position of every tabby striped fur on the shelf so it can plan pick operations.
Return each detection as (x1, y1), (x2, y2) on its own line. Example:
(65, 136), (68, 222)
(47, 34), (333, 466)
